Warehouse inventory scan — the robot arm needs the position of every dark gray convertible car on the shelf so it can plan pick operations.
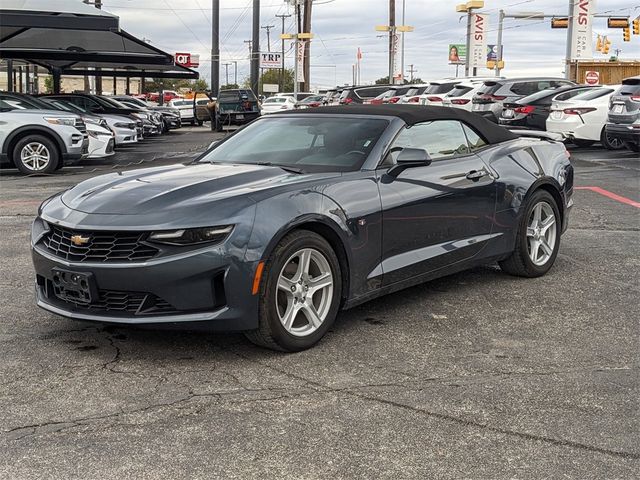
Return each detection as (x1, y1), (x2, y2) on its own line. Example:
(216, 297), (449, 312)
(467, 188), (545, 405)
(32, 105), (574, 351)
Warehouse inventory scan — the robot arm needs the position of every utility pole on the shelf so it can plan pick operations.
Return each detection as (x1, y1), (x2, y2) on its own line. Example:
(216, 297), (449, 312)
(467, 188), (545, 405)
(251, 0), (260, 94)
(276, 13), (291, 91)
(212, 0), (220, 94)
(406, 64), (417, 82)
(244, 40), (253, 57)
(222, 62), (231, 86)
(261, 25), (275, 52)
(232, 61), (238, 85)
(389, 0), (396, 84)
(302, 0), (313, 92)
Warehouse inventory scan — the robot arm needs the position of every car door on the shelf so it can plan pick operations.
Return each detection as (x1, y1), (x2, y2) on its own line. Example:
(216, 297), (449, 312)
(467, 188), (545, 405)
(377, 120), (497, 286)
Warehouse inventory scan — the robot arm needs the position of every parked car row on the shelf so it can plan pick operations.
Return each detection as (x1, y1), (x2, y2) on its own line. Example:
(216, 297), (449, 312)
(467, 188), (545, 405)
(0, 92), (184, 174)
(317, 75), (639, 153)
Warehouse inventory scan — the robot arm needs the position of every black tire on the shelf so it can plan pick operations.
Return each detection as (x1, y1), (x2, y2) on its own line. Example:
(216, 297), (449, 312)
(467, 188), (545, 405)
(215, 117), (223, 132)
(572, 139), (594, 148)
(600, 128), (625, 150)
(12, 134), (60, 175)
(197, 119), (204, 126)
(624, 142), (640, 153)
(499, 190), (561, 278)
(245, 230), (342, 352)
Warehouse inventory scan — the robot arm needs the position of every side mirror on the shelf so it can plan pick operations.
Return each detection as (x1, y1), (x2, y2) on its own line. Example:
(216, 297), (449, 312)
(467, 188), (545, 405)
(387, 148), (432, 178)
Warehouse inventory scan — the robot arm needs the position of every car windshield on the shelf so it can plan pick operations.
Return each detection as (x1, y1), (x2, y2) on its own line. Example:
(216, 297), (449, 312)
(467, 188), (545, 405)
(200, 116), (389, 173)
(265, 97), (288, 103)
(99, 96), (130, 109)
(571, 88), (615, 101)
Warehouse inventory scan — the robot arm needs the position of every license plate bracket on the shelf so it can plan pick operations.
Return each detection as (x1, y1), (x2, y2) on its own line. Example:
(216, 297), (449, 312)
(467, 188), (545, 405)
(612, 104), (624, 114)
(503, 109), (514, 119)
(52, 268), (98, 305)
(235, 114), (245, 120)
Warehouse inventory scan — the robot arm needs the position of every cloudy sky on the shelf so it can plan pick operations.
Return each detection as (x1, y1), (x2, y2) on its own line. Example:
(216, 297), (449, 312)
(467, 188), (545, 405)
(105, 0), (639, 88)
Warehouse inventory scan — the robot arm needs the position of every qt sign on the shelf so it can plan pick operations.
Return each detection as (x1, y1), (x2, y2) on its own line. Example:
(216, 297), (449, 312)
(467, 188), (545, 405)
(175, 53), (200, 67)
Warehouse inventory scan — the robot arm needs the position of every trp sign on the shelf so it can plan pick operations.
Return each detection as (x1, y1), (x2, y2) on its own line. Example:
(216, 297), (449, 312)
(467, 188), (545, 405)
(259, 52), (283, 69)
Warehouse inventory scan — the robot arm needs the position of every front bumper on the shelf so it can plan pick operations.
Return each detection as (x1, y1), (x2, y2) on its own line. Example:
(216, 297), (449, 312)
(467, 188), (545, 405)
(605, 123), (640, 146)
(31, 222), (258, 330)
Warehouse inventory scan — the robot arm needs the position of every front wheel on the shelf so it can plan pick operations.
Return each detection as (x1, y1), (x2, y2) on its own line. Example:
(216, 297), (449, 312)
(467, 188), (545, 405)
(12, 135), (60, 174)
(499, 190), (561, 278)
(245, 230), (342, 352)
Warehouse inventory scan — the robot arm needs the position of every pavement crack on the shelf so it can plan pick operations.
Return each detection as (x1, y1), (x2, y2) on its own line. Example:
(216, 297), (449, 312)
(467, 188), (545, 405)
(229, 348), (639, 461)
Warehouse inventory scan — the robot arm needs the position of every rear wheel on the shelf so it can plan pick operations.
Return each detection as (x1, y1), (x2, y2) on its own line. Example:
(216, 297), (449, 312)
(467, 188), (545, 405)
(12, 135), (60, 174)
(245, 230), (342, 352)
(600, 128), (625, 150)
(499, 190), (561, 278)
(624, 142), (640, 153)
(572, 139), (594, 148)
(197, 119), (204, 126)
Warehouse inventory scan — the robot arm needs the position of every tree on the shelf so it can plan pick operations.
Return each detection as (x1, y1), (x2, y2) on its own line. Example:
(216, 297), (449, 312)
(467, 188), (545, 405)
(243, 69), (294, 93)
(375, 76), (390, 85)
(43, 75), (53, 93)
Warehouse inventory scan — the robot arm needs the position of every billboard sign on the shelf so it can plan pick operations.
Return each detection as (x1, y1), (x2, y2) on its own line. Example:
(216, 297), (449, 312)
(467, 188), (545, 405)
(259, 52), (282, 69)
(448, 44), (466, 65)
(570, 0), (595, 59)
(469, 13), (489, 68)
(175, 53), (199, 67)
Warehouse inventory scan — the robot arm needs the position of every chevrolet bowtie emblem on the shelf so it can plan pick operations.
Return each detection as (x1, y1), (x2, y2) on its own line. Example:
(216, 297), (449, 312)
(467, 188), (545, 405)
(70, 235), (90, 246)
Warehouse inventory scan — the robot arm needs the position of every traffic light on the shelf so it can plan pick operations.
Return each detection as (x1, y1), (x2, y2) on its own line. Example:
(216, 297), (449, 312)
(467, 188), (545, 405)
(633, 17), (640, 35)
(602, 37), (611, 54)
(623, 27), (631, 42)
(551, 17), (568, 28)
(596, 35), (602, 52)
(607, 18), (629, 28)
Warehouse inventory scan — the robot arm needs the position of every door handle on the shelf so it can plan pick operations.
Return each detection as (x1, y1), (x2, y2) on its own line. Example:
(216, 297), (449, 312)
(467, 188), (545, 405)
(466, 169), (489, 181)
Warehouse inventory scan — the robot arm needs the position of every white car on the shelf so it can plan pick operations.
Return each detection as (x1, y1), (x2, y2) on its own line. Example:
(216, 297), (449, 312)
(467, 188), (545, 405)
(168, 99), (195, 125)
(546, 86), (624, 150)
(442, 82), (485, 111)
(399, 84), (430, 104)
(86, 122), (116, 159)
(261, 96), (297, 114)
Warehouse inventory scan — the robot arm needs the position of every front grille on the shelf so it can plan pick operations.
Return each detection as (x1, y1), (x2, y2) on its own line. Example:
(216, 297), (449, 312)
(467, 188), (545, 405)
(49, 285), (178, 315)
(41, 224), (159, 263)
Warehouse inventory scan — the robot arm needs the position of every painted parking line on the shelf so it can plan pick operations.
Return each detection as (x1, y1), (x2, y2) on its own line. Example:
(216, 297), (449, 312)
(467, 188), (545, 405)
(575, 186), (640, 209)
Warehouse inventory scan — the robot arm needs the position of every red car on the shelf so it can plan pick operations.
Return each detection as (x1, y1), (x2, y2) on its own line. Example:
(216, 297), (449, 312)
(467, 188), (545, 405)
(146, 90), (182, 103)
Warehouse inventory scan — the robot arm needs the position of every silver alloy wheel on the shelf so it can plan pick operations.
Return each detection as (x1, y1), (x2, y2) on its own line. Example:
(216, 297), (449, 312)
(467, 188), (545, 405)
(276, 248), (334, 337)
(20, 142), (50, 171)
(526, 201), (557, 266)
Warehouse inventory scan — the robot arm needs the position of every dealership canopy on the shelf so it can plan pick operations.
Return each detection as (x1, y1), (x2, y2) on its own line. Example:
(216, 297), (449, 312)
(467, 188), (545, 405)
(0, 0), (198, 88)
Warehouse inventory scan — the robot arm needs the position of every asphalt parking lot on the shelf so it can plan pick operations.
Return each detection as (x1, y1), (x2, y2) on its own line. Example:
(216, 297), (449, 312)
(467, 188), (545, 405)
(1, 127), (638, 478)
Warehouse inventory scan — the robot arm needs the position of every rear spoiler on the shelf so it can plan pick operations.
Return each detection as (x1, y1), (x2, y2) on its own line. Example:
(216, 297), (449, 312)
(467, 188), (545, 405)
(507, 128), (563, 142)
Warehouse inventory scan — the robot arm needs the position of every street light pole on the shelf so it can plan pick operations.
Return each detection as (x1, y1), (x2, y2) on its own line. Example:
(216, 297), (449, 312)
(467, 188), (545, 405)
(495, 9), (505, 77)
(400, 0), (406, 83)
(389, 0), (396, 84)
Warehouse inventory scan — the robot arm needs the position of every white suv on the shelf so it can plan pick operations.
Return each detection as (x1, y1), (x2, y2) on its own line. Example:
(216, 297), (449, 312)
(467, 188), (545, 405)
(0, 100), (88, 174)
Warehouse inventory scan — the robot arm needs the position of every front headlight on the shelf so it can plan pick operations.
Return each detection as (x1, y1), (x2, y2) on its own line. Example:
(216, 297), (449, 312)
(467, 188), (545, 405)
(148, 226), (234, 246)
(44, 117), (76, 126)
(114, 122), (133, 128)
(133, 112), (148, 120)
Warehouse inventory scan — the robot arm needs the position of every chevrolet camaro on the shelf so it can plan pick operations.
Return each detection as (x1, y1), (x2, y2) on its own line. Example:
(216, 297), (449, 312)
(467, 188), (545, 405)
(31, 105), (574, 351)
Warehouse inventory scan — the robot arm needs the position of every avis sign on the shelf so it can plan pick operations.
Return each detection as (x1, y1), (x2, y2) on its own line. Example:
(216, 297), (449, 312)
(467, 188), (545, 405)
(175, 53), (200, 67)
(469, 14), (489, 68)
(259, 52), (283, 69)
(570, 0), (594, 59)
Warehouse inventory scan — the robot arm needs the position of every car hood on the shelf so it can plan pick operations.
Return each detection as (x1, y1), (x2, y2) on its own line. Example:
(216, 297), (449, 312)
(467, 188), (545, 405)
(60, 163), (336, 215)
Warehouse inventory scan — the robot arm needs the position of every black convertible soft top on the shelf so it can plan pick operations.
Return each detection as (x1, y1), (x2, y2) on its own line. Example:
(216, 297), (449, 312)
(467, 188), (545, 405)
(281, 104), (517, 145)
